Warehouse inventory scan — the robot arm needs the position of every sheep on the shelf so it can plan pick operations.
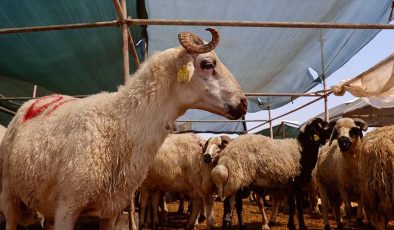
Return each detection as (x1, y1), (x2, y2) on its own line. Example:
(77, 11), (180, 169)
(0, 28), (247, 230)
(0, 125), (5, 142)
(315, 118), (368, 230)
(138, 133), (230, 230)
(360, 125), (394, 229)
(212, 117), (331, 230)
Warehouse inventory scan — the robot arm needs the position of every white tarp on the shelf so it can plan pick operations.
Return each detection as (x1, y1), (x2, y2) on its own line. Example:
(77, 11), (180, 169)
(332, 53), (394, 108)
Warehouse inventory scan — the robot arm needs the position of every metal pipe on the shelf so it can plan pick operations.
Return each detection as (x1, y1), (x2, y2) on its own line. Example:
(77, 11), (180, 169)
(0, 21), (118, 34)
(1, 19), (394, 35)
(176, 119), (267, 123)
(127, 19), (394, 30)
(247, 96), (325, 133)
(32, 85), (37, 98)
(268, 106), (273, 139)
(319, 30), (329, 122)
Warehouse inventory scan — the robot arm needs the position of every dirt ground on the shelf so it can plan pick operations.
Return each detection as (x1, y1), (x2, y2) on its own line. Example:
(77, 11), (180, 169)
(157, 199), (394, 230)
(2, 198), (394, 229)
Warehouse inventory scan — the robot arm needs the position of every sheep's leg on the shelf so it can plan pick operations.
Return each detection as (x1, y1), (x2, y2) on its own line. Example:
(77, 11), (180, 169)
(0, 189), (20, 230)
(159, 193), (168, 225)
(253, 188), (269, 230)
(235, 191), (246, 230)
(340, 191), (352, 229)
(177, 194), (185, 214)
(269, 193), (281, 226)
(355, 202), (363, 226)
(53, 207), (80, 230)
(138, 189), (149, 228)
(332, 201), (344, 230)
(202, 195), (214, 230)
(130, 194), (137, 230)
(222, 194), (236, 230)
(287, 190), (296, 230)
(99, 217), (117, 230)
(151, 191), (161, 229)
(185, 195), (202, 230)
(295, 189), (307, 230)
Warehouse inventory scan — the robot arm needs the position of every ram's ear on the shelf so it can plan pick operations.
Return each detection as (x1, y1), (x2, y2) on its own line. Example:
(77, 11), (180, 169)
(219, 135), (231, 149)
(176, 54), (195, 83)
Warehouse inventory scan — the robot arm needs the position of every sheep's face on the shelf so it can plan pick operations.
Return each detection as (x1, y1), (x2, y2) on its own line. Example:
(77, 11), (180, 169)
(203, 135), (231, 164)
(175, 28), (247, 120)
(329, 118), (368, 152)
(299, 117), (330, 146)
(175, 51), (247, 120)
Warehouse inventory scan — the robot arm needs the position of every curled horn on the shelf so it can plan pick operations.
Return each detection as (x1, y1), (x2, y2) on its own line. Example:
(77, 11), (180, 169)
(178, 28), (220, 53)
(352, 118), (368, 132)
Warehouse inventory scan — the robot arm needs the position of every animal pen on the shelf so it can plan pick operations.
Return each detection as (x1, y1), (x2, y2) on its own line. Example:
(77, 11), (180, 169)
(0, 1), (394, 229)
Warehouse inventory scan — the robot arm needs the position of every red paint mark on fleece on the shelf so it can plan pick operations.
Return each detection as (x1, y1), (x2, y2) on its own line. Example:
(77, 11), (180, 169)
(45, 98), (77, 116)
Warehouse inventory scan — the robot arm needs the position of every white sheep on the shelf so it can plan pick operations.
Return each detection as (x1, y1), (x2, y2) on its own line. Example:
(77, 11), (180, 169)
(0, 125), (5, 142)
(315, 118), (368, 230)
(212, 117), (330, 230)
(0, 28), (247, 230)
(360, 125), (394, 229)
(138, 133), (230, 230)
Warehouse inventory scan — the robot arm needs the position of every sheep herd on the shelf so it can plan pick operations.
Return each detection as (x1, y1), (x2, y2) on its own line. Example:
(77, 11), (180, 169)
(0, 28), (393, 230)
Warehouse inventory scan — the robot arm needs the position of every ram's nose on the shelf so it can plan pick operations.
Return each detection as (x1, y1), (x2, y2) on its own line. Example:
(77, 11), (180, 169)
(338, 136), (352, 152)
(204, 154), (213, 163)
(226, 97), (247, 120)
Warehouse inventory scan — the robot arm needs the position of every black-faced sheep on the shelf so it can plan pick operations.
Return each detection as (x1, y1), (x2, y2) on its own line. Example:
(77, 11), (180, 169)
(138, 133), (230, 230)
(0, 28), (247, 230)
(315, 118), (368, 230)
(360, 125), (394, 229)
(212, 117), (331, 230)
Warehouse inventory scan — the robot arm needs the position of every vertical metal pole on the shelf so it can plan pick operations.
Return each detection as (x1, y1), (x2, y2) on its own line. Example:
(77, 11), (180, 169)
(319, 30), (329, 122)
(268, 106), (273, 139)
(32, 85), (37, 98)
(121, 0), (130, 83)
(282, 121), (286, 139)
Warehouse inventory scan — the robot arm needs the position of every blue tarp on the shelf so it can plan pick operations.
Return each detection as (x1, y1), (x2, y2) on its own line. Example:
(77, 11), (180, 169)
(146, 0), (393, 133)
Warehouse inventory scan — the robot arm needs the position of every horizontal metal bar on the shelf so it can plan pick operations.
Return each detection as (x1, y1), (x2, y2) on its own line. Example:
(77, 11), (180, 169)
(0, 106), (16, 115)
(176, 119), (267, 123)
(127, 19), (394, 30)
(0, 21), (118, 34)
(0, 90), (331, 101)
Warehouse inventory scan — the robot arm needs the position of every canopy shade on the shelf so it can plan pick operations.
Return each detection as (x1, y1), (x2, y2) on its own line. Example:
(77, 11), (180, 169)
(256, 121), (300, 139)
(0, 0), (393, 133)
(317, 98), (394, 127)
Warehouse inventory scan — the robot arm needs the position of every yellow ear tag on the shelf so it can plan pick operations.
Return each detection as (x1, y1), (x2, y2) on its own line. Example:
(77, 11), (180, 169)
(313, 134), (320, 142)
(177, 65), (190, 82)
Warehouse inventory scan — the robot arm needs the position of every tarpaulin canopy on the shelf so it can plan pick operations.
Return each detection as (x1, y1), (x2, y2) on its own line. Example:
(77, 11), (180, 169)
(256, 121), (300, 139)
(145, 0), (393, 133)
(0, 0), (393, 133)
(317, 98), (394, 127)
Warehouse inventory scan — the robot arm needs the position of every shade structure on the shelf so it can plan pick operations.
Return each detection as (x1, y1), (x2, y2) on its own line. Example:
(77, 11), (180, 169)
(0, 0), (393, 133)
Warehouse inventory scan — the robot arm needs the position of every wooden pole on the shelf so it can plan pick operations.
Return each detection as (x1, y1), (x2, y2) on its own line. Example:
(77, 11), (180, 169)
(319, 30), (329, 122)
(32, 85), (37, 98)
(268, 106), (273, 139)
(120, 0), (130, 83)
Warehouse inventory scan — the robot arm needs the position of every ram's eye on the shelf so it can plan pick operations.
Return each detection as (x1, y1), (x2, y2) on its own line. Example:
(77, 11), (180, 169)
(201, 60), (215, 70)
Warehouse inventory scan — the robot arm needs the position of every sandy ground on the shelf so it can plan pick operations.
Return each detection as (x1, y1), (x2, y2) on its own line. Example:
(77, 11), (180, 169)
(2, 198), (393, 229)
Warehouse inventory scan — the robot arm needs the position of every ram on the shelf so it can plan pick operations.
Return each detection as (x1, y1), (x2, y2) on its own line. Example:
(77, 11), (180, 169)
(0, 28), (247, 230)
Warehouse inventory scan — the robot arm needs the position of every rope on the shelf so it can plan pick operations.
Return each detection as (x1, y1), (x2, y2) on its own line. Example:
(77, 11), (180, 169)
(389, 1), (394, 22)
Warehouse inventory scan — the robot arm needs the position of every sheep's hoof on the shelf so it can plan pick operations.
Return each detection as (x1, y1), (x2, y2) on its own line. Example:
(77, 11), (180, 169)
(299, 224), (308, 230)
(324, 225), (331, 230)
(355, 218), (363, 227)
(239, 224), (247, 230)
(222, 221), (231, 230)
(152, 222), (159, 230)
(262, 224), (270, 230)
(185, 225), (195, 230)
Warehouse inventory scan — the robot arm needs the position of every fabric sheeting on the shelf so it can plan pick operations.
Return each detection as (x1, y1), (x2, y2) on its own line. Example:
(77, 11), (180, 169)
(332, 53), (394, 108)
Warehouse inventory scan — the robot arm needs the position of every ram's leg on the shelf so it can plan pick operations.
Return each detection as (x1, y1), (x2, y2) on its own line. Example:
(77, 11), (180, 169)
(332, 201), (344, 230)
(252, 188), (269, 230)
(295, 189), (307, 230)
(234, 190), (246, 230)
(287, 190), (296, 230)
(0, 186), (20, 230)
(222, 194), (236, 230)
(355, 202), (363, 227)
(138, 189), (149, 228)
(340, 191), (352, 230)
(202, 195), (214, 230)
(151, 191), (161, 230)
(269, 193), (282, 226)
(186, 195), (202, 230)
(53, 206), (80, 230)
(159, 193), (168, 225)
